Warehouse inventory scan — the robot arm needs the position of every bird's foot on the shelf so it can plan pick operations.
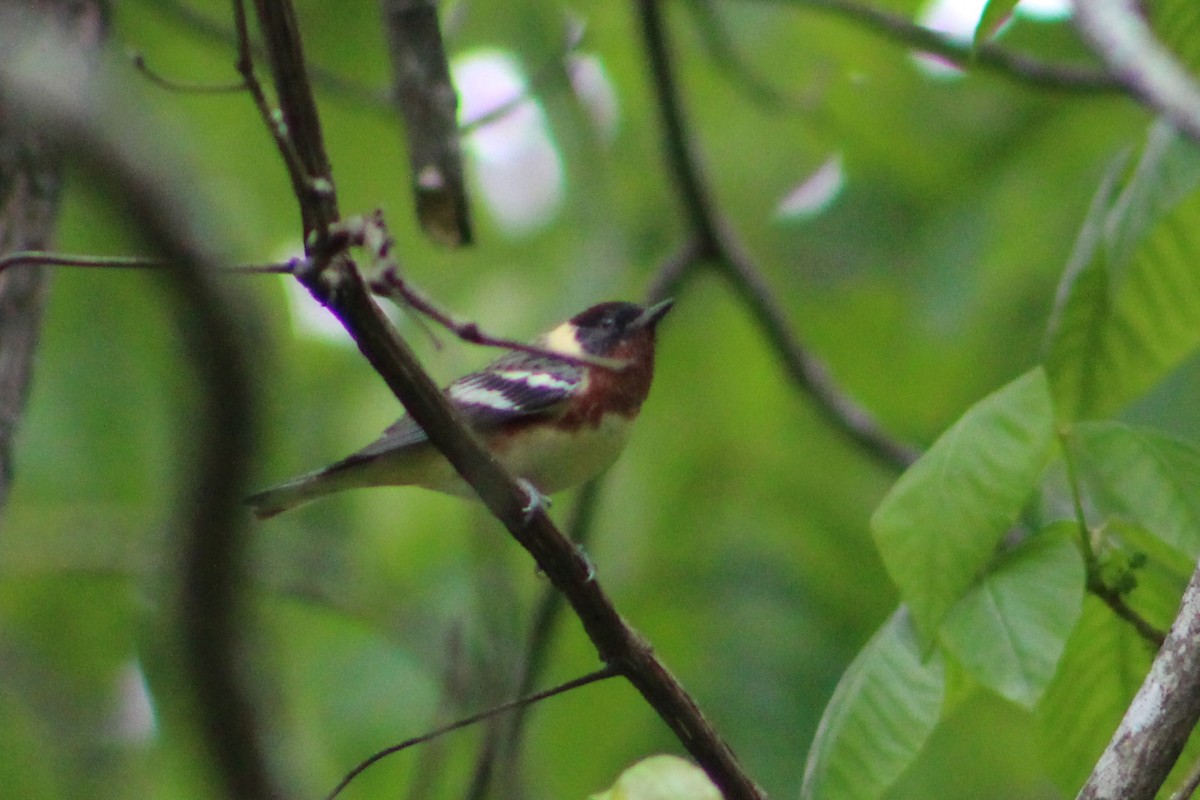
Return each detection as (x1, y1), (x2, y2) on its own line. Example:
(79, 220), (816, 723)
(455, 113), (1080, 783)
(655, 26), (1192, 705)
(518, 479), (552, 522)
(574, 543), (597, 582)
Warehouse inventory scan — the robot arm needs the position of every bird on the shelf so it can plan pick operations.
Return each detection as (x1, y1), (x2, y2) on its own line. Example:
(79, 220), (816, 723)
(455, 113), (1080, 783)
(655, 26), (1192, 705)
(247, 299), (674, 519)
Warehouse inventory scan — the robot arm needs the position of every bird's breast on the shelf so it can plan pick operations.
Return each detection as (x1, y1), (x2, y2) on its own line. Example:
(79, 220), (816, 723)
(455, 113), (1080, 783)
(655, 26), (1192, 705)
(487, 411), (634, 494)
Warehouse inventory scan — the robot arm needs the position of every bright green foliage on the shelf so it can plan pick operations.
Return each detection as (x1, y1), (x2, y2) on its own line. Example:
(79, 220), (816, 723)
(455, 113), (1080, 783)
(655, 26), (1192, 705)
(1046, 124), (1200, 420)
(1070, 421), (1200, 559)
(800, 611), (944, 800)
(10, 0), (1200, 798)
(871, 368), (1054, 639)
(1035, 596), (1154, 792)
(590, 755), (721, 800)
(939, 523), (1085, 709)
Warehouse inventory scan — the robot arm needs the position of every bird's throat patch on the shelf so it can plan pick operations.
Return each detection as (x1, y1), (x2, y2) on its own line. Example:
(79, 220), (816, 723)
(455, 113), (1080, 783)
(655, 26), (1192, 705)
(544, 323), (585, 357)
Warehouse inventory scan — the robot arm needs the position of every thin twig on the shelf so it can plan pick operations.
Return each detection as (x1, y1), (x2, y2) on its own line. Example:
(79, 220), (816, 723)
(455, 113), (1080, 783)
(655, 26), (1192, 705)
(371, 267), (628, 370)
(0, 250), (294, 274)
(765, 0), (1121, 92)
(326, 666), (617, 800)
(352, 212), (627, 370)
(129, 50), (245, 93)
(134, 0), (394, 111)
(1090, 583), (1167, 649)
(232, 0), (333, 223)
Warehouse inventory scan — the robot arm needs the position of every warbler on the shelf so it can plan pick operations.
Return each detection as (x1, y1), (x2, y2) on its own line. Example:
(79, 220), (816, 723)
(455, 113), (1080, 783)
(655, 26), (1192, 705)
(247, 299), (674, 519)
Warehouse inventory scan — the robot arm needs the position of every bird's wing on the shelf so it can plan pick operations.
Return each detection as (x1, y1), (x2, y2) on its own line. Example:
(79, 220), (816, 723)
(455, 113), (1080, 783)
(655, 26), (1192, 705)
(349, 355), (585, 460)
(448, 354), (584, 426)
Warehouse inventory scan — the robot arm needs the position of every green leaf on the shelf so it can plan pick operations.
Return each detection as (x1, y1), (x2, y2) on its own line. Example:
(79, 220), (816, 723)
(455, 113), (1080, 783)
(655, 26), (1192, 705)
(973, 0), (1019, 47)
(1043, 155), (1123, 420)
(1035, 596), (1153, 792)
(1045, 122), (1200, 419)
(871, 368), (1054, 638)
(801, 610), (944, 800)
(938, 523), (1086, 709)
(1071, 421), (1200, 559)
(590, 755), (721, 800)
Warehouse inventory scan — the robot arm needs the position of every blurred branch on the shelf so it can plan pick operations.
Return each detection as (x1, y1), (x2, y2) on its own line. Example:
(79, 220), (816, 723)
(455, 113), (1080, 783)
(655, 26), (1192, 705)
(0, 96), (61, 517)
(0, 249), (294, 274)
(243, 3), (764, 798)
(1076, 562), (1200, 800)
(644, 236), (704, 304)
(129, 50), (245, 93)
(1072, 0), (1200, 141)
(756, 0), (1121, 92)
(380, 0), (472, 246)
(0, 11), (277, 800)
(0, 1), (105, 519)
(636, 0), (920, 472)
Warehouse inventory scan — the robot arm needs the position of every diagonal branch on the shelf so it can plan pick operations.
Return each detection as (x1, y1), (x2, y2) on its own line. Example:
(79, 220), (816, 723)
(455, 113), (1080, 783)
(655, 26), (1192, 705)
(243, 3), (764, 797)
(1076, 561), (1200, 799)
(766, 0), (1120, 92)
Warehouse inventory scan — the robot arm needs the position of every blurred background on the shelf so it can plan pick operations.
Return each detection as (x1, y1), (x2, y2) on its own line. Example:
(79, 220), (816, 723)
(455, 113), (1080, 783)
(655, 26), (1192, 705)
(0, 0), (1171, 797)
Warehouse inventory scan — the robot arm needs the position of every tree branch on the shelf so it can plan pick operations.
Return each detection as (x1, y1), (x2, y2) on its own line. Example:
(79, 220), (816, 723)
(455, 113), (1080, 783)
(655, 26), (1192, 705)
(760, 0), (1120, 92)
(0, 1), (103, 517)
(1076, 561), (1200, 799)
(380, 0), (472, 246)
(244, 3), (764, 797)
(1072, 0), (1200, 142)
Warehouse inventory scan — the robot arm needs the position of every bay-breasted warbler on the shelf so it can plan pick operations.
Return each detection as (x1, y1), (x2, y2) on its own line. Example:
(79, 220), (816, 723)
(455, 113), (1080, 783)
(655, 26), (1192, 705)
(247, 299), (673, 519)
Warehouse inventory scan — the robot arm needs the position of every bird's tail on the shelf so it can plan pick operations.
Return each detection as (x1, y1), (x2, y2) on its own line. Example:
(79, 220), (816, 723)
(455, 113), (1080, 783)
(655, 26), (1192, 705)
(246, 446), (447, 519)
(246, 457), (391, 520)
(246, 471), (344, 520)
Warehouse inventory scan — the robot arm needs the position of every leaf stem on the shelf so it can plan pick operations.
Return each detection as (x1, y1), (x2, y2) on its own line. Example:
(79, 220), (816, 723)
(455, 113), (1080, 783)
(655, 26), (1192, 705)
(1059, 428), (1097, 567)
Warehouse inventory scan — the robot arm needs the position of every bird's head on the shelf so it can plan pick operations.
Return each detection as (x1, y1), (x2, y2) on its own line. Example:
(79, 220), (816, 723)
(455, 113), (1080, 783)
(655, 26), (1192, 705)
(542, 299), (675, 363)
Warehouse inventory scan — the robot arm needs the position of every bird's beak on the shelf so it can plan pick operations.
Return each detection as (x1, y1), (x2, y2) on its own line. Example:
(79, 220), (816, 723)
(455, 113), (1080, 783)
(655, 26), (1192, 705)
(635, 298), (675, 331)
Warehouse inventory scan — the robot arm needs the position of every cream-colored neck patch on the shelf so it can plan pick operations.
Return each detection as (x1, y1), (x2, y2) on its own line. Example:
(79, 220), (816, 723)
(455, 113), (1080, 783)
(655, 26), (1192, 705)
(543, 323), (585, 357)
